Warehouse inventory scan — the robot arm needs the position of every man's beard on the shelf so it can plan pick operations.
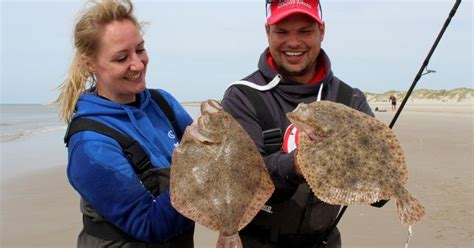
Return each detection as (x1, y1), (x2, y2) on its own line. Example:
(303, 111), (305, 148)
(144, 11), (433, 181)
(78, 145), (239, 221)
(276, 58), (318, 80)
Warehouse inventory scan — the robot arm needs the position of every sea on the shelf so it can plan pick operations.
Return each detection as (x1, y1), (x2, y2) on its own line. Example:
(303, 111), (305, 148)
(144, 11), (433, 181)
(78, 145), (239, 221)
(0, 103), (201, 144)
(0, 104), (201, 181)
(0, 104), (66, 143)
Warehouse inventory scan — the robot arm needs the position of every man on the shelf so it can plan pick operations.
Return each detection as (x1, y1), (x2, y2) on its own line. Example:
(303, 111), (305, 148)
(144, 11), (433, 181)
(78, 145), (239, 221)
(221, 0), (376, 247)
(389, 94), (397, 111)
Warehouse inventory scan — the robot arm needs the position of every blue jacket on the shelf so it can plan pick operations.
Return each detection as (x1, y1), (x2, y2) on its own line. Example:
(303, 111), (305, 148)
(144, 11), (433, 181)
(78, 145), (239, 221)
(67, 88), (193, 243)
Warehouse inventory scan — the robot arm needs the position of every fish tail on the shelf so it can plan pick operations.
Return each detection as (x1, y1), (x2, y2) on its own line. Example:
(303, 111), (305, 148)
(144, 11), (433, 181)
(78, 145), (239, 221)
(395, 188), (426, 225)
(216, 232), (243, 248)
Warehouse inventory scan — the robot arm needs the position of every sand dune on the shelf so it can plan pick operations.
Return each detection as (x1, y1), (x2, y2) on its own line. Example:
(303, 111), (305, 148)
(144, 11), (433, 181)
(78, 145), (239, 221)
(366, 87), (473, 104)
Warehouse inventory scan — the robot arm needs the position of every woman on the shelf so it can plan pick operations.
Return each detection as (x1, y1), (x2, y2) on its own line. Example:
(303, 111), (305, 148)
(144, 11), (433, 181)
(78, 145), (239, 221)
(55, 0), (194, 247)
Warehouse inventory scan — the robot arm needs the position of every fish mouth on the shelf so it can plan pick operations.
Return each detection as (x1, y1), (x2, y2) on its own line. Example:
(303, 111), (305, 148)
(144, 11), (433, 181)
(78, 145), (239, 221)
(288, 105), (327, 142)
(292, 120), (326, 142)
(201, 99), (222, 115)
(189, 117), (213, 143)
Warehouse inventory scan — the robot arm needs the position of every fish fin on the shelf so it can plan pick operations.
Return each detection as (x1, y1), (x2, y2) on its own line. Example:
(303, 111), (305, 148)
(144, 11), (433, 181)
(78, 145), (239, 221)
(216, 232), (243, 248)
(310, 182), (382, 205)
(237, 167), (274, 230)
(170, 190), (221, 232)
(396, 188), (426, 225)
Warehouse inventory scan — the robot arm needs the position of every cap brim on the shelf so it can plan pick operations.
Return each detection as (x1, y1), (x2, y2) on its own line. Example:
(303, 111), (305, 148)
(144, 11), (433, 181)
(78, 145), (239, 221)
(267, 9), (323, 25)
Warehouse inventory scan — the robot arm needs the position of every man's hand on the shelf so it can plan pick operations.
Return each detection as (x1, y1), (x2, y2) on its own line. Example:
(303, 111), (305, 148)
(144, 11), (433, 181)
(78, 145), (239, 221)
(293, 150), (303, 176)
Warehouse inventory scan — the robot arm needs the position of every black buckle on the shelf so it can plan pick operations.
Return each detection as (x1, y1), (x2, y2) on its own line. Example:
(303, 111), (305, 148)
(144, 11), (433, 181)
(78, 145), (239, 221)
(262, 128), (282, 145)
(262, 128), (283, 154)
(124, 141), (150, 173)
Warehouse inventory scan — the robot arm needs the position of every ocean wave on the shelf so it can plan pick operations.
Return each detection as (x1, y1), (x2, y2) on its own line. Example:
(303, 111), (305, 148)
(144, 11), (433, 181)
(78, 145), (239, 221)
(0, 124), (67, 143)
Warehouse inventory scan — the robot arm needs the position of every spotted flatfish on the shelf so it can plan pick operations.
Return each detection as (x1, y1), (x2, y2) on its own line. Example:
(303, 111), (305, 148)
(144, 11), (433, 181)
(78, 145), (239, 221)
(170, 100), (275, 247)
(287, 100), (425, 225)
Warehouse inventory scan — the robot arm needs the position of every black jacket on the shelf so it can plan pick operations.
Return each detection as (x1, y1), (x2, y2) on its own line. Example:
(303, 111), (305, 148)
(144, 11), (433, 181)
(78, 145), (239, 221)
(221, 49), (374, 246)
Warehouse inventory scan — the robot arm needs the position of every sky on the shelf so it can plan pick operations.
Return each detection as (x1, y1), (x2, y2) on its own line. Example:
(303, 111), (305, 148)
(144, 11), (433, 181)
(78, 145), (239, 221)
(1, 0), (472, 104)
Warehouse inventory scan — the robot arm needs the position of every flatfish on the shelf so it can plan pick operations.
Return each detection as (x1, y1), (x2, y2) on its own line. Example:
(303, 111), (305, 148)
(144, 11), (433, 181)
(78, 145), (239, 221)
(287, 101), (425, 225)
(170, 100), (274, 247)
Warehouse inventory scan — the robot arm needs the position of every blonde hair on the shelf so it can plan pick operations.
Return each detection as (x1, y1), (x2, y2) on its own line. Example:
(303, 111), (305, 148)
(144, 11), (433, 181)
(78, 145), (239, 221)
(55, 0), (141, 123)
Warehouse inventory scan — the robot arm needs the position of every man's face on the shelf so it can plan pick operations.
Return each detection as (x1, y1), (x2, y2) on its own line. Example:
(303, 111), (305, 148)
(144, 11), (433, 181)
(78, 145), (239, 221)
(266, 14), (325, 82)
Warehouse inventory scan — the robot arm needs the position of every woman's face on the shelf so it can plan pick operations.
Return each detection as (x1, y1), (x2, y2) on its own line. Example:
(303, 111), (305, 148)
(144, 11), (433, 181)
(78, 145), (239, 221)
(86, 19), (148, 103)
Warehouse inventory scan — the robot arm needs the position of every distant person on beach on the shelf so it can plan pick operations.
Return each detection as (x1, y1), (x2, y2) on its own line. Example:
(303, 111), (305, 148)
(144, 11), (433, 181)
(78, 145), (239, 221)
(221, 0), (380, 247)
(54, 0), (194, 247)
(389, 94), (397, 111)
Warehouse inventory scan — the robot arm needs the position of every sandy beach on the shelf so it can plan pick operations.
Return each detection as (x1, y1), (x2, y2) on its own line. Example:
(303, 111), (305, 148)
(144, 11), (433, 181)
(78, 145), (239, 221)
(1, 102), (473, 248)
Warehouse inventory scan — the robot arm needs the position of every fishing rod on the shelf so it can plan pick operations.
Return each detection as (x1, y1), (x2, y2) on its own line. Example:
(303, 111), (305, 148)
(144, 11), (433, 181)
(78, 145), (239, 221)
(319, 1), (463, 246)
(389, 0), (462, 128)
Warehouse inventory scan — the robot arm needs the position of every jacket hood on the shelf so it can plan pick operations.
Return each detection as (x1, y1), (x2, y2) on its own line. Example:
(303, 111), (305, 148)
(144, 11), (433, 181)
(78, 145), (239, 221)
(250, 48), (334, 102)
(74, 89), (151, 120)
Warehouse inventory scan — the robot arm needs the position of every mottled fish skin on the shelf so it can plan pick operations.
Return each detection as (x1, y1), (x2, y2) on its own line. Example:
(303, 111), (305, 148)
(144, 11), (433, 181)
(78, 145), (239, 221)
(170, 100), (274, 238)
(287, 101), (425, 225)
(216, 233), (243, 248)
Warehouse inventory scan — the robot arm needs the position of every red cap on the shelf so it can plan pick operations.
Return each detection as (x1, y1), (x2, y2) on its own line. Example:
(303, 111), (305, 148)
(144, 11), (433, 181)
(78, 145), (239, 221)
(267, 0), (323, 25)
